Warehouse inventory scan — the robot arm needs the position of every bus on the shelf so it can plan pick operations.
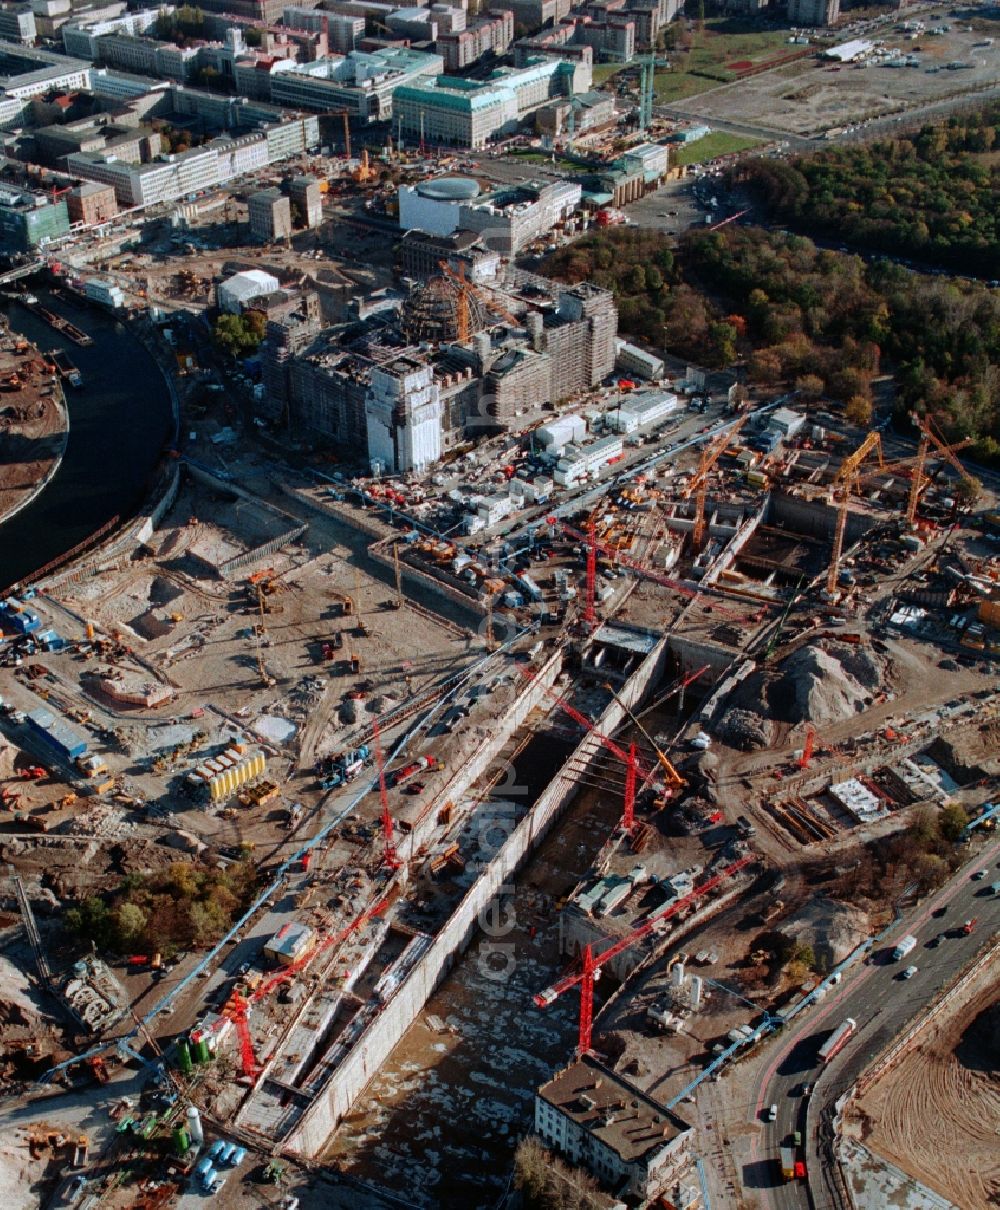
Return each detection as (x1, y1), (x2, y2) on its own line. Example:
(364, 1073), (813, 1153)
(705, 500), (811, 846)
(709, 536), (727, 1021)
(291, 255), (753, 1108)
(818, 1017), (856, 1063)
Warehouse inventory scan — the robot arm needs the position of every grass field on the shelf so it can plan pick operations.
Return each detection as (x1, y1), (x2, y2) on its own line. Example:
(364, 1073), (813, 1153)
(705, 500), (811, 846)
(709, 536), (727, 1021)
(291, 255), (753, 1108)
(671, 130), (762, 165)
(592, 62), (629, 87)
(650, 18), (797, 104)
(509, 150), (591, 173)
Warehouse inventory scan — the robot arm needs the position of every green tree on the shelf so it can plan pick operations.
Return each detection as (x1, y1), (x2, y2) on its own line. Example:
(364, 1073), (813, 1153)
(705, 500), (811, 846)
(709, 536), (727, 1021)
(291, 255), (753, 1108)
(954, 475), (981, 506)
(213, 312), (265, 358)
(938, 802), (968, 842)
(845, 394), (874, 426)
(794, 373), (824, 401)
(113, 903), (148, 948)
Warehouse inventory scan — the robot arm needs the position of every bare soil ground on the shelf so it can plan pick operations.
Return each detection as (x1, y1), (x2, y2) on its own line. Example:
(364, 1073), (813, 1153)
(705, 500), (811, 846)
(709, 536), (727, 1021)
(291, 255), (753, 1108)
(849, 953), (1000, 1210)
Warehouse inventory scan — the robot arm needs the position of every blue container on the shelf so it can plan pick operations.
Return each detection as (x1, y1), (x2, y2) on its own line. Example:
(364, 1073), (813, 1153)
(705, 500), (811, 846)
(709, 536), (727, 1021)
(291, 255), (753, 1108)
(216, 1142), (235, 1166)
(194, 1157), (213, 1178)
(229, 1146), (246, 1167)
(199, 1164), (216, 1190)
(208, 1140), (226, 1160)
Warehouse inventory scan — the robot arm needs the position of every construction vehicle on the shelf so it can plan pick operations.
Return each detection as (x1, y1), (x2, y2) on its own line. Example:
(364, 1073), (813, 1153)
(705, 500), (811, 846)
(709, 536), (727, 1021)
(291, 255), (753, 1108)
(320, 745), (371, 790)
(390, 755), (439, 788)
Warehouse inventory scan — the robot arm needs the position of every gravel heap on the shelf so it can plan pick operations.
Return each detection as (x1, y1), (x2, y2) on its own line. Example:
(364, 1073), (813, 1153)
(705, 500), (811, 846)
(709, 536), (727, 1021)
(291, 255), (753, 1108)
(769, 641), (882, 726)
(716, 707), (775, 751)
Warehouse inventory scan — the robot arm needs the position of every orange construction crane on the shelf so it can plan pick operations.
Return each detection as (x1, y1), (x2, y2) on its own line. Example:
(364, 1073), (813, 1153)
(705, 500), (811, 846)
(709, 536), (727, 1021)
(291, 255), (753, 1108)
(602, 680), (685, 798)
(534, 858), (752, 1054)
(797, 726), (815, 770)
(688, 415), (750, 551)
(905, 413), (976, 527)
(438, 260), (520, 342)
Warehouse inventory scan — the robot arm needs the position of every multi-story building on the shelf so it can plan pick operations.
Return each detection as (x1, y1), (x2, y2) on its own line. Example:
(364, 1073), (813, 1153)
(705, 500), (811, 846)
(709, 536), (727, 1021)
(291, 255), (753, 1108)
(282, 7), (364, 52)
(499, 0), (572, 31)
(0, 183), (69, 250)
(568, 15), (634, 61)
(249, 186), (292, 241)
(260, 290), (322, 421)
(438, 9), (513, 71)
(365, 356), (442, 474)
(269, 47), (442, 119)
(210, 131), (270, 178)
(396, 229), (500, 282)
(34, 116), (160, 167)
(788, 0), (839, 24)
(535, 1055), (694, 1203)
(392, 56), (590, 149)
(535, 89), (615, 139)
(61, 7), (164, 59)
(0, 4), (37, 44)
(66, 179), (117, 225)
(0, 43), (91, 100)
(66, 142), (219, 207)
(289, 174), (321, 227)
(398, 176), (581, 254)
(94, 32), (201, 81)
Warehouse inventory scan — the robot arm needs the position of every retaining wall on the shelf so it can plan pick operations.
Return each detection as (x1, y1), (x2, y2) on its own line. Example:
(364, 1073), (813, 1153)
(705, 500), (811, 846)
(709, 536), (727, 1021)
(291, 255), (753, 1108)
(287, 634), (671, 1157)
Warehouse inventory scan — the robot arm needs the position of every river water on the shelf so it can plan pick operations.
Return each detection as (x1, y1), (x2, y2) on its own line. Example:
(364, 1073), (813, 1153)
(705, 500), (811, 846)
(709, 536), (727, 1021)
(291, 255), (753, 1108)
(0, 289), (175, 589)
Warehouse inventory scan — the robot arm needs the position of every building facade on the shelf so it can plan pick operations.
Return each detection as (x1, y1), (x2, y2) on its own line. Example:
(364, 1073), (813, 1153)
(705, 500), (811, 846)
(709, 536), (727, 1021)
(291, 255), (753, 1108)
(249, 187), (292, 241)
(535, 1056), (694, 1202)
(365, 356), (443, 474)
(0, 184), (69, 250)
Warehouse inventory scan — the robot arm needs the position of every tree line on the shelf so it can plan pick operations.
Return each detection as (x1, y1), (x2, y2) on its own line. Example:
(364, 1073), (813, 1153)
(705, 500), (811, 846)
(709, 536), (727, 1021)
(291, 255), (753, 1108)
(733, 105), (1000, 279)
(541, 224), (1000, 460)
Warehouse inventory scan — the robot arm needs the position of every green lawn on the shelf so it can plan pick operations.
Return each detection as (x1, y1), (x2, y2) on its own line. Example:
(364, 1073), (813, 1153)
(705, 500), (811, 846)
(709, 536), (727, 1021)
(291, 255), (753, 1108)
(672, 130), (762, 165)
(509, 150), (591, 173)
(649, 19), (797, 102)
(592, 62), (629, 87)
(653, 71), (726, 104)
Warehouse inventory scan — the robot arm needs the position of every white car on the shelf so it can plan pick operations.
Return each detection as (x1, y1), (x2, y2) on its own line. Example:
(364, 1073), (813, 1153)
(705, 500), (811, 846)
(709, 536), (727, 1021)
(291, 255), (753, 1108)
(902, 965), (918, 979)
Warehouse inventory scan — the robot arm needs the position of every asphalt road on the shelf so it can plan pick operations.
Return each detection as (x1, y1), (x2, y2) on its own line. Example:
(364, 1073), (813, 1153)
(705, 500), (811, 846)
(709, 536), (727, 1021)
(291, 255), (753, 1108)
(751, 833), (1000, 1209)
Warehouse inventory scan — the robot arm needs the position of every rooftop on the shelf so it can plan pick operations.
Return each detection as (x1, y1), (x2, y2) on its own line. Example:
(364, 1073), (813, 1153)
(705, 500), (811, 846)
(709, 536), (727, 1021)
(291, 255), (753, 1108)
(538, 1055), (690, 1164)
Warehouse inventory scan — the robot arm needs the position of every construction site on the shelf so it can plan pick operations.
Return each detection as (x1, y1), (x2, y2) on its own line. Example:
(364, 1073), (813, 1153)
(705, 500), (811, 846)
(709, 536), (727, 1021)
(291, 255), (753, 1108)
(0, 348), (999, 1210)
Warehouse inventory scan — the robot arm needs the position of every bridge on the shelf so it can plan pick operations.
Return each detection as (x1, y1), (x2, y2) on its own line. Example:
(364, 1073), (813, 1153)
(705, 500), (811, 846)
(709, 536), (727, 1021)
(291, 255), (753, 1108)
(0, 259), (44, 286)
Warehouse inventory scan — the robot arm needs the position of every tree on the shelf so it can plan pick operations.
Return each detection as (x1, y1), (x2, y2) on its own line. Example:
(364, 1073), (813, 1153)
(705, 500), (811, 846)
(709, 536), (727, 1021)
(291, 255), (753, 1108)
(113, 903), (148, 948)
(794, 374), (824, 401)
(213, 312), (265, 358)
(954, 475), (981, 506)
(845, 394), (874, 426)
(938, 802), (968, 842)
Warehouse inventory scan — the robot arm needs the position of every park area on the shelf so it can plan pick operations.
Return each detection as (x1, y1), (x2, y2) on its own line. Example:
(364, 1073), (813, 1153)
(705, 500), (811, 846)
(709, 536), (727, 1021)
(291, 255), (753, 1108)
(672, 130), (761, 165)
(654, 19), (805, 103)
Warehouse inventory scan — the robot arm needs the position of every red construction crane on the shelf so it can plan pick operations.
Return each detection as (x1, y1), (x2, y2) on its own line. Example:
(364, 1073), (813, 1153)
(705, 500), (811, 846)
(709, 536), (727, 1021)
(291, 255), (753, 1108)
(622, 741), (637, 832)
(535, 858), (752, 1054)
(372, 718), (401, 871)
(219, 894), (392, 1081)
(551, 518), (768, 621)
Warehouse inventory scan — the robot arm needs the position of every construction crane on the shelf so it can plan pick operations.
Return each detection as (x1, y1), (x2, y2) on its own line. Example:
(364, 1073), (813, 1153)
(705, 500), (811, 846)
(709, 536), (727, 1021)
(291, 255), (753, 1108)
(826, 431), (884, 596)
(220, 895), (392, 1082)
(905, 413), (976, 527)
(372, 719), (401, 871)
(688, 414), (749, 552)
(797, 726), (815, 770)
(535, 858), (753, 1054)
(553, 518), (761, 620)
(602, 682), (685, 798)
(438, 260), (521, 343)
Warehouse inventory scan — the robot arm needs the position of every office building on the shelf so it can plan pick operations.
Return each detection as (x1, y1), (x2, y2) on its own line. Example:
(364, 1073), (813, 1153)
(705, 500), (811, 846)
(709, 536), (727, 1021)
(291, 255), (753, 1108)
(365, 356), (443, 474)
(392, 56), (590, 149)
(60, 7), (163, 59)
(396, 229), (500, 282)
(0, 42), (90, 99)
(282, 7), (364, 51)
(0, 4), (37, 44)
(0, 182), (69, 249)
(535, 89), (615, 139)
(269, 47), (442, 119)
(535, 1056), (694, 1203)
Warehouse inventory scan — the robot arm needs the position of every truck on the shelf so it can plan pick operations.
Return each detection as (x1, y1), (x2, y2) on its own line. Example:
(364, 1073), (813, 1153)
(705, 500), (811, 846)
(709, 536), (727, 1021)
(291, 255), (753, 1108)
(779, 1146), (795, 1182)
(962, 918), (977, 935)
(817, 1017), (856, 1064)
(891, 934), (917, 961)
(320, 744), (370, 790)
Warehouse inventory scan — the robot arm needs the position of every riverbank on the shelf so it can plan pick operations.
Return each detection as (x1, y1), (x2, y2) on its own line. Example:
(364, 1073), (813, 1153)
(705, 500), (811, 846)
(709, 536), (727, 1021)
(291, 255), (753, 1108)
(0, 289), (174, 589)
(0, 320), (69, 529)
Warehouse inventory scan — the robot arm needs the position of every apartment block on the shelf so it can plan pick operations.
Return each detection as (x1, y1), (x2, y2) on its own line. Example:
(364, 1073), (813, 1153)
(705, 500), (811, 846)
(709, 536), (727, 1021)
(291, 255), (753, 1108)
(788, 0), (839, 24)
(282, 7), (364, 51)
(438, 9), (513, 70)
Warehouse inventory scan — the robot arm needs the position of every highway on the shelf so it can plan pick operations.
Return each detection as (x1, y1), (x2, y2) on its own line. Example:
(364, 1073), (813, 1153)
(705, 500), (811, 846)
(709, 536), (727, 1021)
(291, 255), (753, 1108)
(750, 833), (1000, 1209)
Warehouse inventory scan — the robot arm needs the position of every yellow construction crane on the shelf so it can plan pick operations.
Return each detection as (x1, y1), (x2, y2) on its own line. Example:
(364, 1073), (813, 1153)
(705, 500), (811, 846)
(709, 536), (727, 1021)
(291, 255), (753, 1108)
(438, 260), (520, 343)
(826, 431), (884, 596)
(905, 413), (976, 526)
(688, 415), (749, 551)
(602, 682), (685, 797)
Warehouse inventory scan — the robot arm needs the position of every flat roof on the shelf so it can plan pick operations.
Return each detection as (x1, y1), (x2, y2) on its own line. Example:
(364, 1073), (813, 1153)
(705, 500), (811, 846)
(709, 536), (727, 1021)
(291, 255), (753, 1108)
(538, 1054), (690, 1164)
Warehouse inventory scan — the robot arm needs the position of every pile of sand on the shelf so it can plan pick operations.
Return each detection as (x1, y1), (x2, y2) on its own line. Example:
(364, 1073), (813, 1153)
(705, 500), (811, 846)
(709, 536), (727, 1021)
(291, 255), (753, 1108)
(768, 641), (883, 726)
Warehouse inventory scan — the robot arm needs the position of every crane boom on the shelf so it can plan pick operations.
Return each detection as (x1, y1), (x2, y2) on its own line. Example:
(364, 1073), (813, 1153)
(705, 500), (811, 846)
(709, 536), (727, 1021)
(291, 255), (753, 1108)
(602, 681), (684, 792)
(905, 414), (976, 525)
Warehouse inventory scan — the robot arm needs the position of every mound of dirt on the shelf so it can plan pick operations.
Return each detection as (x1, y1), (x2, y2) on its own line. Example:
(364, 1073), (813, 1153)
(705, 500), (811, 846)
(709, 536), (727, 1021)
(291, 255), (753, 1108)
(767, 640), (884, 726)
(716, 707), (775, 751)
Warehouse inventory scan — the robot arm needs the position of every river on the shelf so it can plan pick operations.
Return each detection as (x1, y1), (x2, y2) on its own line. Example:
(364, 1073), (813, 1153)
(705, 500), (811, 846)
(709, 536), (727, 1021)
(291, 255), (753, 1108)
(0, 288), (175, 589)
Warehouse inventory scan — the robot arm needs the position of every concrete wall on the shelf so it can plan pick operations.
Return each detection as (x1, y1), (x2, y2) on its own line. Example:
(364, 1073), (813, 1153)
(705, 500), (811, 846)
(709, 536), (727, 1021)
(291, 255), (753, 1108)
(767, 492), (873, 544)
(287, 633), (671, 1157)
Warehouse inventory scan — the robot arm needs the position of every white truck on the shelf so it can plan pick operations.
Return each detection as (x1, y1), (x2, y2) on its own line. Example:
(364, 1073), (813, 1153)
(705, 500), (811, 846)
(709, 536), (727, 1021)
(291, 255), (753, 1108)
(892, 934), (917, 961)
